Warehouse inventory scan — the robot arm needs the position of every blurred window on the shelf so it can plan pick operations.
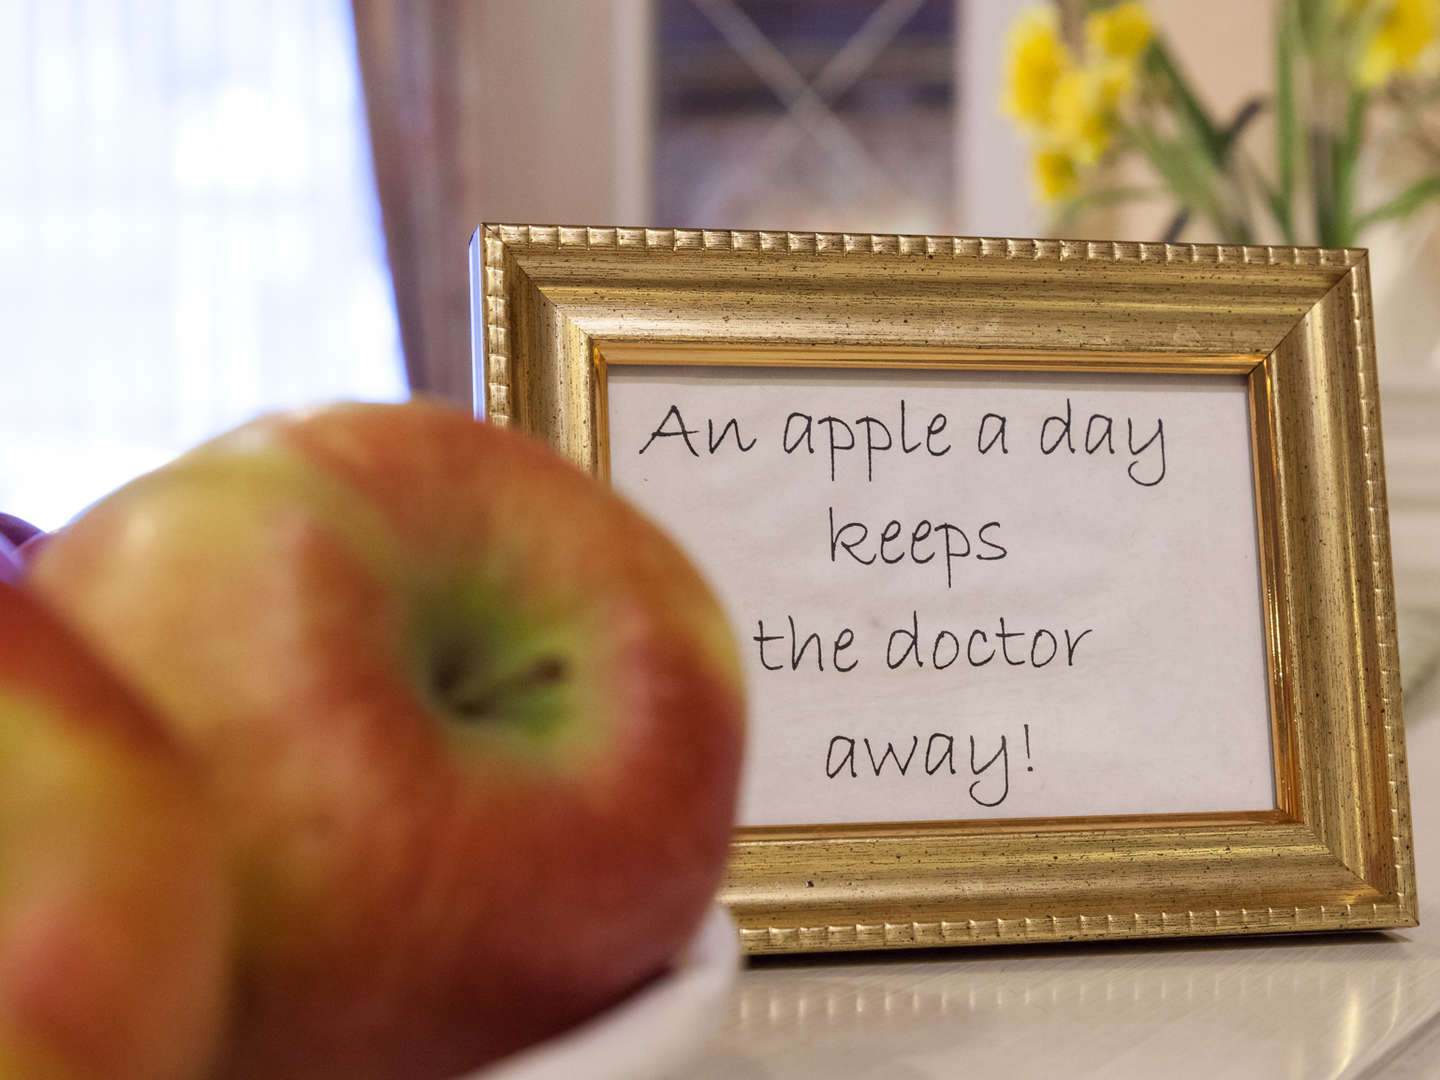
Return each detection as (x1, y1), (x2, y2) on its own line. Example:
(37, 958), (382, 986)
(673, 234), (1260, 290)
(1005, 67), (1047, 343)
(0, 0), (405, 529)
(654, 0), (956, 233)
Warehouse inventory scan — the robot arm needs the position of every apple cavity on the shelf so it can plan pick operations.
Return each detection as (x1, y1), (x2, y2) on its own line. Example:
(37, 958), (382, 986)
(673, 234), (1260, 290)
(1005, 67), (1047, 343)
(0, 583), (231, 1080)
(28, 402), (747, 1080)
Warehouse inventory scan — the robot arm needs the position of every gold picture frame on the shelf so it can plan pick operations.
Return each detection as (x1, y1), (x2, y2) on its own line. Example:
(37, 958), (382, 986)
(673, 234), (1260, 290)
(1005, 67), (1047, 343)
(468, 224), (1416, 955)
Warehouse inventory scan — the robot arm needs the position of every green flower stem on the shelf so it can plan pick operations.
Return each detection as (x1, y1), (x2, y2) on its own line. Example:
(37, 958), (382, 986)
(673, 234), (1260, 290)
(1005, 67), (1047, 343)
(1312, 88), (1367, 248)
(1334, 88), (1367, 246)
(1311, 127), (1336, 246)
(1354, 176), (1440, 232)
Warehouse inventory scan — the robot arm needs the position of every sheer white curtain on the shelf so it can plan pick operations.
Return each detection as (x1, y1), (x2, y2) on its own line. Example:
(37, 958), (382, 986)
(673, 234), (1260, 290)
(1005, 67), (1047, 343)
(0, 0), (406, 530)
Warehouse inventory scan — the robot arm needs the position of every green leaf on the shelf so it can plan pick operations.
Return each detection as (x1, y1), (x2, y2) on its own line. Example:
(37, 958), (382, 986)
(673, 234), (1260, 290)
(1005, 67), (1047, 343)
(1125, 121), (1238, 240)
(1219, 99), (1264, 157)
(1161, 208), (1191, 243)
(1354, 176), (1440, 233)
(1145, 42), (1226, 164)
(1294, 0), (1335, 52)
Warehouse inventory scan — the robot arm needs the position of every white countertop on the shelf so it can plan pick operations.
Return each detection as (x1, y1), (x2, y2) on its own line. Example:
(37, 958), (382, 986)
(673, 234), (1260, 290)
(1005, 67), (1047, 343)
(675, 644), (1440, 1079)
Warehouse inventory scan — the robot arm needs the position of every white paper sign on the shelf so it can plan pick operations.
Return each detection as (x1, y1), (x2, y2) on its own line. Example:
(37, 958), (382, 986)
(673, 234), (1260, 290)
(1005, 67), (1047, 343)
(606, 363), (1275, 827)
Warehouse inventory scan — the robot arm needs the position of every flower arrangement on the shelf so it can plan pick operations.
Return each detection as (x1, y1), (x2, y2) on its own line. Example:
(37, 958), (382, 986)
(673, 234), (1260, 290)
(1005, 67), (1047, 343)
(1004, 0), (1440, 247)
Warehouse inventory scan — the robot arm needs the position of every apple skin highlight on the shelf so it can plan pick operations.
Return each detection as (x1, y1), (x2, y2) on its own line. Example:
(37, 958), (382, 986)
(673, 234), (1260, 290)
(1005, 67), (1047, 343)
(29, 402), (747, 1080)
(0, 583), (231, 1080)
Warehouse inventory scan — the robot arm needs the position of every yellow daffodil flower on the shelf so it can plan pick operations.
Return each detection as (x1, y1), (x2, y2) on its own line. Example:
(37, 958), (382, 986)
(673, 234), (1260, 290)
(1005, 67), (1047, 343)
(1004, 3), (1153, 207)
(1087, 1), (1154, 62)
(1050, 67), (1120, 164)
(1004, 6), (1072, 129)
(1033, 147), (1080, 203)
(1355, 0), (1440, 87)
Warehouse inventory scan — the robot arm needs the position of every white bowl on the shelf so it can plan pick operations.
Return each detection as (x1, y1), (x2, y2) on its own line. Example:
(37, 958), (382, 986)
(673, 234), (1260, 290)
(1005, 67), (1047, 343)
(464, 905), (740, 1080)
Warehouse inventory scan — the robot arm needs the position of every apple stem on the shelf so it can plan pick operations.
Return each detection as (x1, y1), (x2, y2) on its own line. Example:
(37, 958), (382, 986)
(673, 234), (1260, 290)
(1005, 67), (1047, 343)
(434, 654), (568, 723)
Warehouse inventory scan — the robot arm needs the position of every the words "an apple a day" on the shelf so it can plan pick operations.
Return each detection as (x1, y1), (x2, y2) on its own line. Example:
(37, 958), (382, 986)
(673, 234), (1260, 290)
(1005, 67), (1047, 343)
(636, 398), (1169, 488)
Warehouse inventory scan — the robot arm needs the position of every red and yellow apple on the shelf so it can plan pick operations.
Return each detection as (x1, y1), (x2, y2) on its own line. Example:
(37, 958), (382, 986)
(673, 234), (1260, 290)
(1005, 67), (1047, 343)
(29, 401), (746, 1079)
(16, 531), (52, 569)
(0, 582), (231, 1080)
